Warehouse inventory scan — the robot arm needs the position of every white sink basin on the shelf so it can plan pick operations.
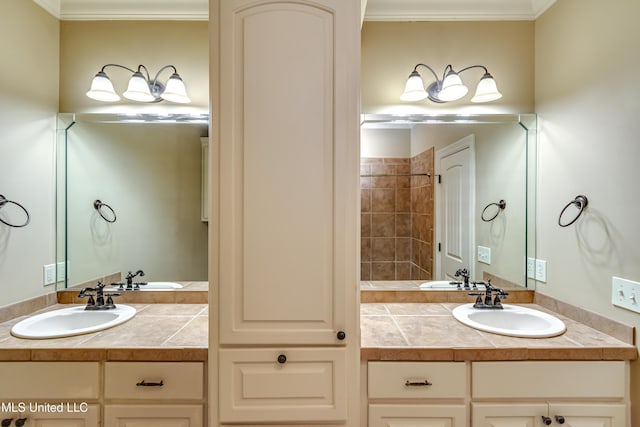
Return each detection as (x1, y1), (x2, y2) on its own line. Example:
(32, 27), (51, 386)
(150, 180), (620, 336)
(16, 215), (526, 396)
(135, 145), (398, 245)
(11, 305), (136, 339)
(141, 281), (183, 290)
(419, 280), (486, 290)
(451, 303), (566, 338)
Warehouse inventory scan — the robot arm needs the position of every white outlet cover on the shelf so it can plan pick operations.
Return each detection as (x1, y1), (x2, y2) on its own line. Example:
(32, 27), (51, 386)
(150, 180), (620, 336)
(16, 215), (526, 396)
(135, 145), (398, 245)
(527, 257), (535, 279)
(43, 264), (56, 286)
(535, 259), (547, 282)
(477, 246), (491, 264)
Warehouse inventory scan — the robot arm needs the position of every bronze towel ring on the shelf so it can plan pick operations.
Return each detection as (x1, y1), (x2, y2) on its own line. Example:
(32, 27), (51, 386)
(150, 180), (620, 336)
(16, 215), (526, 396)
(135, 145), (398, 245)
(558, 195), (588, 227)
(0, 194), (30, 228)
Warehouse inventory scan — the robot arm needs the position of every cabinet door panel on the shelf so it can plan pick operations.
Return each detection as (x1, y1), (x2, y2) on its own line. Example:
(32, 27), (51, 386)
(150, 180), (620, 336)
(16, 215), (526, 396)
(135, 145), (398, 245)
(104, 405), (202, 427)
(1, 404), (99, 427)
(549, 403), (626, 427)
(218, 0), (359, 345)
(369, 404), (466, 427)
(472, 403), (548, 427)
(219, 348), (346, 423)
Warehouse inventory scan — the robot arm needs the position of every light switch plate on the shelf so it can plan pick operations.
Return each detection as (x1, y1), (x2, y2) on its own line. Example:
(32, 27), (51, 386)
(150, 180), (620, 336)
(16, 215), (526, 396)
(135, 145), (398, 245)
(477, 246), (491, 264)
(56, 261), (66, 282)
(535, 259), (547, 282)
(612, 276), (640, 314)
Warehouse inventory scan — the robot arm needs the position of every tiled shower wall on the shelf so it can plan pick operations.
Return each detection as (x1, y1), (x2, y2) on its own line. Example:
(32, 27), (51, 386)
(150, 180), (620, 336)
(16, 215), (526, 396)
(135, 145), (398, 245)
(360, 149), (434, 281)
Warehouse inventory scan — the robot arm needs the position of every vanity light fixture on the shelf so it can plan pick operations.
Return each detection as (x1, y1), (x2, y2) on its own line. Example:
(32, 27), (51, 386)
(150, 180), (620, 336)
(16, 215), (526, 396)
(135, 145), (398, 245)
(86, 64), (191, 104)
(400, 63), (502, 103)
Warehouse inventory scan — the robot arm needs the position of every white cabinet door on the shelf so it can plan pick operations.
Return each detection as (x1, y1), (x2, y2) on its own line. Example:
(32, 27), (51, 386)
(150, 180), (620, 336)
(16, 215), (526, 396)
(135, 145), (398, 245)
(104, 405), (202, 427)
(473, 403), (627, 427)
(369, 404), (467, 427)
(1, 404), (100, 427)
(219, 348), (347, 423)
(548, 403), (626, 427)
(472, 403), (550, 427)
(216, 0), (360, 345)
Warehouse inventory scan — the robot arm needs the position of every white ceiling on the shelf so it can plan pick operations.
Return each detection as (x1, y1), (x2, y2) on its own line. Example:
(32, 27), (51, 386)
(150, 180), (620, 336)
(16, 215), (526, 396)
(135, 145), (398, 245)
(34, 0), (556, 21)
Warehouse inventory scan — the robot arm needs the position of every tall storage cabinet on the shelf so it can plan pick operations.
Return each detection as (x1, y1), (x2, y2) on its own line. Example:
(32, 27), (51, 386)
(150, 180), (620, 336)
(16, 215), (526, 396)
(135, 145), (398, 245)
(211, 0), (361, 425)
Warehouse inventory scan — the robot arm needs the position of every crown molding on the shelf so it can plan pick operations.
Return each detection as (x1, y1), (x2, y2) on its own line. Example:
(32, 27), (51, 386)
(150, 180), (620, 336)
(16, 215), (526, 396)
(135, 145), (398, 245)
(33, 0), (208, 21)
(363, 0), (558, 21)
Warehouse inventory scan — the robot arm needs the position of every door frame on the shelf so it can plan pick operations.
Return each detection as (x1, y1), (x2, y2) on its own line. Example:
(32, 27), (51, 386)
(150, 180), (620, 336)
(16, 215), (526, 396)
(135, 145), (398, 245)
(434, 134), (476, 280)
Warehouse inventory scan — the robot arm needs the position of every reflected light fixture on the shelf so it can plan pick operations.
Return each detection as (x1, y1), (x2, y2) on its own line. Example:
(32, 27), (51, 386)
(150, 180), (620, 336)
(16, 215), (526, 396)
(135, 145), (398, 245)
(401, 63), (502, 103)
(86, 64), (191, 104)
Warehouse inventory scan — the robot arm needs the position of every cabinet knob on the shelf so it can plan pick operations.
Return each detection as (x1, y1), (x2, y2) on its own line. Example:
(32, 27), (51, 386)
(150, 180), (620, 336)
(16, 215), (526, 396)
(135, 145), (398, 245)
(1, 419), (12, 427)
(336, 330), (346, 340)
(541, 416), (552, 425)
(277, 354), (287, 364)
(15, 419), (27, 427)
(555, 415), (565, 424)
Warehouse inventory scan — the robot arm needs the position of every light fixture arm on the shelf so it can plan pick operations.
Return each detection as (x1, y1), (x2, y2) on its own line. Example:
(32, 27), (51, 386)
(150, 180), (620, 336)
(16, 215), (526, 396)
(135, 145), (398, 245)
(98, 63), (138, 75)
(150, 65), (179, 87)
(455, 64), (489, 75)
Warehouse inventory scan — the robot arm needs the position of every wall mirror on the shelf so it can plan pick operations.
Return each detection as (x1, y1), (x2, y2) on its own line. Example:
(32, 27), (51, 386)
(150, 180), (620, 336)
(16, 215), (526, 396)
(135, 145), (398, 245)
(360, 113), (536, 290)
(55, 113), (209, 291)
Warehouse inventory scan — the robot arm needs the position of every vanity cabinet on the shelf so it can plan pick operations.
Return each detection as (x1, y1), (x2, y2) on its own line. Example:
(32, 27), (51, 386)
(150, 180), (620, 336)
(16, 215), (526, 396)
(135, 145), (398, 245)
(213, 0), (360, 424)
(0, 362), (100, 426)
(367, 362), (468, 427)
(103, 362), (204, 427)
(471, 361), (628, 426)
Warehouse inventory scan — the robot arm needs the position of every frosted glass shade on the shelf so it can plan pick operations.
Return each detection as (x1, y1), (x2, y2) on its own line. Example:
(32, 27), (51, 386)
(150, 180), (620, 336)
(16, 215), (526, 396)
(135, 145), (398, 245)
(123, 72), (156, 102)
(86, 72), (120, 102)
(437, 71), (468, 102)
(471, 73), (503, 103)
(400, 71), (428, 101)
(161, 73), (191, 104)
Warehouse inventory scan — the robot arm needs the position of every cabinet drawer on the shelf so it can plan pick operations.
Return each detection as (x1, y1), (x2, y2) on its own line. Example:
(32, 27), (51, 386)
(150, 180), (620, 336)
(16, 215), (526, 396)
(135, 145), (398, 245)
(473, 361), (626, 399)
(219, 348), (347, 423)
(368, 362), (466, 399)
(104, 362), (204, 400)
(104, 404), (203, 427)
(0, 362), (99, 399)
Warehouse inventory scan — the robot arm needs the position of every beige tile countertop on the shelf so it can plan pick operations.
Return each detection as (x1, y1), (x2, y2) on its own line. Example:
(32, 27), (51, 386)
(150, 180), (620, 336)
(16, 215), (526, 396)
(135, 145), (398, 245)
(0, 299), (636, 363)
(0, 304), (208, 362)
(361, 302), (637, 362)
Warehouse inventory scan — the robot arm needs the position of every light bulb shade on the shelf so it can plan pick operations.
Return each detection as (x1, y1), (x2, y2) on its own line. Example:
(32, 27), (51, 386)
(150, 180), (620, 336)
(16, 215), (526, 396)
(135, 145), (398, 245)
(123, 71), (156, 102)
(471, 72), (503, 103)
(161, 73), (191, 104)
(400, 70), (428, 101)
(86, 71), (120, 102)
(437, 70), (468, 102)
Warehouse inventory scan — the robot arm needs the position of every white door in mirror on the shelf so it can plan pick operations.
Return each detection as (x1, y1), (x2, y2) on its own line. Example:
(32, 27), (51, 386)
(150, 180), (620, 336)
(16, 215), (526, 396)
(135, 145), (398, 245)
(11, 305), (136, 339)
(451, 304), (566, 338)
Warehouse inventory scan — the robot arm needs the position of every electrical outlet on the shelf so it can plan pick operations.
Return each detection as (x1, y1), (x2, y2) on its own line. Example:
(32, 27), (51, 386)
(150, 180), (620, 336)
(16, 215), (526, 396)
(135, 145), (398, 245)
(612, 276), (640, 314)
(527, 257), (535, 279)
(477, 246), (491, 264)
(56, 261), (66, 282)
(43, 264), (56, 286)
(535, 259), (547, 282)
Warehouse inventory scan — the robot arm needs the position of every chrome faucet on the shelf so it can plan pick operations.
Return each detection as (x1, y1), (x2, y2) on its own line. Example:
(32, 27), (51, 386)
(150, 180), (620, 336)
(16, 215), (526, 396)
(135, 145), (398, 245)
(78, 282), (120, 310)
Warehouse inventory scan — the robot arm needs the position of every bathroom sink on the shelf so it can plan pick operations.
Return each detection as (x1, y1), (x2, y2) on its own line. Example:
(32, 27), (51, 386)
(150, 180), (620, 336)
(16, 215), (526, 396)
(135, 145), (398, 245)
(11, 304), (136, 339)
(419, 280), (486, 290)
(451, 303), (566, 338)
(141, 281), (183, 290)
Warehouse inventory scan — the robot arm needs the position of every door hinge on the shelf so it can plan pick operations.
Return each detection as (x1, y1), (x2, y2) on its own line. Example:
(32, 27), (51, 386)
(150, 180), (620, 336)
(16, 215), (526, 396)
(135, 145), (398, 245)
(438, 242), (441, 252)
(437, 174), (441, 184)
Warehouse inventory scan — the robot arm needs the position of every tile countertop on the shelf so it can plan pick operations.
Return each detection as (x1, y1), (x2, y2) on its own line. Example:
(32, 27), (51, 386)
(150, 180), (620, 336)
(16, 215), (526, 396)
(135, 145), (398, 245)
(361, 302), (637, 362)
(0, 302), (636, 362)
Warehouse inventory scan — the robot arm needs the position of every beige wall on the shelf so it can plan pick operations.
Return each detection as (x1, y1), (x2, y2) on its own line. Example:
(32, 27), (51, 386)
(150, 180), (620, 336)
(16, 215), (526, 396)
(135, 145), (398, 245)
(0, 1), (59, 306)
(361, 21), (534, 115)
(59, 20), (208, 114)
(535, 0), (640, 422)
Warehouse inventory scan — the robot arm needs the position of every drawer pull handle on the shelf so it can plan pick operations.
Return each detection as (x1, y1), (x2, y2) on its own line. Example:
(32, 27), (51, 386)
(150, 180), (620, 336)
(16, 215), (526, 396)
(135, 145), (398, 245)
(555, 416), (565, 424)
(136, 379), (164, 387)
(15, 419), (27, 427)
(404, 379), (432, 387)
(277, 354), (287, 364)
(541, 416), (552, 425)
(1, 419), (13, 427)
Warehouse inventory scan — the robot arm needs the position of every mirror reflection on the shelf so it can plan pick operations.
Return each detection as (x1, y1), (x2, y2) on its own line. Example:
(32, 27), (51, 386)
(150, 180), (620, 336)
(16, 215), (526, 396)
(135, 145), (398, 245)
(57, 113), (208, 290)
(360, 114), (536, 290)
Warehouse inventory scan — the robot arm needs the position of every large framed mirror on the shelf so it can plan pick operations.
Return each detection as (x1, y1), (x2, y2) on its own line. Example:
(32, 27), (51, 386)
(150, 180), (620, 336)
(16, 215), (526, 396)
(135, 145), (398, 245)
(360, 113), (536, 290)
(56, 113), (209, 291)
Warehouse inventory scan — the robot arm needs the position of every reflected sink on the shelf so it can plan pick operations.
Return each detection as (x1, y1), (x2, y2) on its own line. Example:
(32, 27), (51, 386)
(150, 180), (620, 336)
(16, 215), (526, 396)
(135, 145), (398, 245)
(141, 281), (183, 290)
(11, 304), (136, 339)
(451, 303), (566, 338)
(419, 280), (486, 290)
